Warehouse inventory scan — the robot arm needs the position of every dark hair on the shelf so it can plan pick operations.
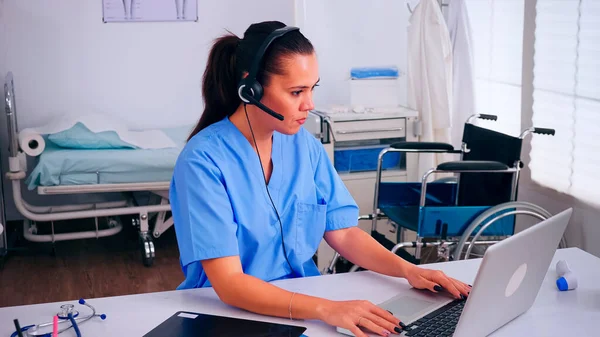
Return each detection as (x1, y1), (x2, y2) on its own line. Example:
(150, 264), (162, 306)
(187, 21), (314, 141)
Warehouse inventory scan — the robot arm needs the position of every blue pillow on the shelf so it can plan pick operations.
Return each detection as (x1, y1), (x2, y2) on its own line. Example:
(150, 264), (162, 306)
(47, 122), (136, 149)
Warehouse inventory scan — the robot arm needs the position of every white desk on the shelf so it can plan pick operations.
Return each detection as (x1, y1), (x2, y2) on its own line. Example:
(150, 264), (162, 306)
(1, 248), (598, 336)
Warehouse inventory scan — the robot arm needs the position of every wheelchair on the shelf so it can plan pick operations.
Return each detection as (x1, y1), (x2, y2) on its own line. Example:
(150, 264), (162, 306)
(326, 114), (565, 274)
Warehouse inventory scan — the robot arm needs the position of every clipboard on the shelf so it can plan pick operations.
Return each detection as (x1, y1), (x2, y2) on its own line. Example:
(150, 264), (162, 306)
(143, 311), (307, 337)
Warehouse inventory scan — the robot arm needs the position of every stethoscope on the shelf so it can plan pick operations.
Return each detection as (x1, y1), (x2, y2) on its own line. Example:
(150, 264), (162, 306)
(11, 299), (106, 337)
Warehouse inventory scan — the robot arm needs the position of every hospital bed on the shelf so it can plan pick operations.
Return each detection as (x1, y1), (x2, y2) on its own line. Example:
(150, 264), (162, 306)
(327, 114), (566, 273)
(3, 72), (188, 266)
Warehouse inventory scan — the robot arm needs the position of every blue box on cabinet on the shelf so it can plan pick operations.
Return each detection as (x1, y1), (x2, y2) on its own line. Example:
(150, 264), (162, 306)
(334, 146), (402, 173)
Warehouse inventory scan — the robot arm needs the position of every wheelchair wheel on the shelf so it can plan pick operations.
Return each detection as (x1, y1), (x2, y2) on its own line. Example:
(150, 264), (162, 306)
(452, 201), (553, 260)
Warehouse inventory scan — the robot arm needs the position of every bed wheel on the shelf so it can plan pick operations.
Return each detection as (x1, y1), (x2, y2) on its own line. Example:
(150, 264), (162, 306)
(140, 234), (155, 267)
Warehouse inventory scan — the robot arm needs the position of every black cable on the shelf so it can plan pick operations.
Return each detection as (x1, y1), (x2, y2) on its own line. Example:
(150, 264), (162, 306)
(243, 104), (294, 275)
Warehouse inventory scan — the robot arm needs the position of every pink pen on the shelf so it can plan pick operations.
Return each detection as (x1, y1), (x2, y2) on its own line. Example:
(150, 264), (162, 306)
(53, 315), (58, 337)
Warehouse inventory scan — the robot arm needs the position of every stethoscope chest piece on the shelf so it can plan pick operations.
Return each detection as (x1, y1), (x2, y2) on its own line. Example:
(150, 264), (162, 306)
(57, 304), (79, 319)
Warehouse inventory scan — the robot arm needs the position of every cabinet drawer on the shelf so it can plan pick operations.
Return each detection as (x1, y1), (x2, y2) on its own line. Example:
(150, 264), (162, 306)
(333, 118), (406, 142)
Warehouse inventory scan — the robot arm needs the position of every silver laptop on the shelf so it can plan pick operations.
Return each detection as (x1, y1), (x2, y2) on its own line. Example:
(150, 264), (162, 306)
(337, 208), (572, 337)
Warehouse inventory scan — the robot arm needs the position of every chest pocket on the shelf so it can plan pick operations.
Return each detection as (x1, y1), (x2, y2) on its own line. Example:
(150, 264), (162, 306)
(295, 200), (327, 258)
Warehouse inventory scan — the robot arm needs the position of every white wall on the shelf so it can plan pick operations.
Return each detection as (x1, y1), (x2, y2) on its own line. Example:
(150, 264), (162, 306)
(0, 0), (6, 113)
(296, 0), (410, 108)
(0, 1), (9, 223)
(2, 0), (294, 130)
(0, 0), (5, 80)
(0, 0), (294, 220)
(520, 185), (600, 257)
(0, 0), (5, 101)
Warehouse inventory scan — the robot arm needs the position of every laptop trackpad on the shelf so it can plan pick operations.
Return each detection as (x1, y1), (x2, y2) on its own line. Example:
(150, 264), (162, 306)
(380, 296), (438, 322)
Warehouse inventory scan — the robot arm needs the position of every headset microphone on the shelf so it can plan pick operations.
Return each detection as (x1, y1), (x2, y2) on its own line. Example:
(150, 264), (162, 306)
(238, 90), (285, 121)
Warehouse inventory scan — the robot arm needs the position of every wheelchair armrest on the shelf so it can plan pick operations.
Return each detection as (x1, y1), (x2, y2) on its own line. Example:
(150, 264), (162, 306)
(391, 142), (457, 152)
(533, 127), (555, 136)
(436, 161), (509, 171)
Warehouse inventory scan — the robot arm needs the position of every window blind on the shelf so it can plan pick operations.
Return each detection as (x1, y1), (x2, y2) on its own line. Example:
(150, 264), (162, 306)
(530, 0), (600, 205)
(465, 0), (525, 136)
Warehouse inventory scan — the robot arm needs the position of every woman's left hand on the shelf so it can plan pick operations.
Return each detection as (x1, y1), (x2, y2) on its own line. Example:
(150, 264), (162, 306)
(403, 265), (471, 299)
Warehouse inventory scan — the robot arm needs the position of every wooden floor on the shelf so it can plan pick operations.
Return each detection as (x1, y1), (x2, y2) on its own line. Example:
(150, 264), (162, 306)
(0, 217), (184, 308)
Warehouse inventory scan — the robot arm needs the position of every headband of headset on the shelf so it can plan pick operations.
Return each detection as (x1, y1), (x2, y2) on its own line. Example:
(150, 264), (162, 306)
(237, 26), (300, 104)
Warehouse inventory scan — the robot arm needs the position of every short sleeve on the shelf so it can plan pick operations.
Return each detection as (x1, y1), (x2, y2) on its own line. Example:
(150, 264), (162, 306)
(309, 135), (359, 231)
(169, 145), (239, 267)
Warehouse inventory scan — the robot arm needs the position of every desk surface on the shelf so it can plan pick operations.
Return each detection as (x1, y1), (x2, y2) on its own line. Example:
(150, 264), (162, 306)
(1, 248), (598, 337)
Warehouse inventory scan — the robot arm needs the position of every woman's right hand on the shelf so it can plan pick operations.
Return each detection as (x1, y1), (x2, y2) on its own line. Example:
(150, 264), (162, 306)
(318, 299), (405, 337)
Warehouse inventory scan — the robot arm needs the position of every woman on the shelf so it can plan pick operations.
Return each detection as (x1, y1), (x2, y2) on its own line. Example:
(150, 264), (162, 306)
(170, 21), (470, 337)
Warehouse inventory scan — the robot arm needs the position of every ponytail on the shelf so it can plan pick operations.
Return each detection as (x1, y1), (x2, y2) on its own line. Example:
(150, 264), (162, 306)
(188, 33), (241, 141)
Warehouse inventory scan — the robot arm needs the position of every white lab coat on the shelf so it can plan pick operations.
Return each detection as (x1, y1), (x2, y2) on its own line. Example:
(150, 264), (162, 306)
(407, 0), (453, 180)
(448, 0), (477, 149)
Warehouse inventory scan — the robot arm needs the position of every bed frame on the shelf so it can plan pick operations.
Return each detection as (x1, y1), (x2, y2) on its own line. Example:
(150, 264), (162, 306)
(3, 71), (173, 266)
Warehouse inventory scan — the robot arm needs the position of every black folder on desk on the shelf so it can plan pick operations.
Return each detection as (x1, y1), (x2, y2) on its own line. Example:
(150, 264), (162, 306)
(144, 311), (307, 337)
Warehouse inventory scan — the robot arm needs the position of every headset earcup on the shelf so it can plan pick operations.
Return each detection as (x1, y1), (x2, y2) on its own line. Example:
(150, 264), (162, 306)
(238, 79), (264, 103)
(249, 81), (263, 101)
(238, 79), (251, 103)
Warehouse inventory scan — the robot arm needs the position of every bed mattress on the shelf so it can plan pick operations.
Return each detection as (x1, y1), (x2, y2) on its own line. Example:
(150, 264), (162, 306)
(25, 125), (192, 190)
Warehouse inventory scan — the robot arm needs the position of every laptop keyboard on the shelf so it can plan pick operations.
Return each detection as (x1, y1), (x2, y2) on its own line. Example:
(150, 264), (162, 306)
(402, 299), (465, 336)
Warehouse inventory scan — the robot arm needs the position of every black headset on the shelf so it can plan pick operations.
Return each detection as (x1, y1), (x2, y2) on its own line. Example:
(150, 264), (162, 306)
(237, 26), (300, 121)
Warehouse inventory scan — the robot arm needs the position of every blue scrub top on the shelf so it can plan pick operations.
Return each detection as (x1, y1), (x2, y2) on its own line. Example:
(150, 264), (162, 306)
(170, 116), (358, 289)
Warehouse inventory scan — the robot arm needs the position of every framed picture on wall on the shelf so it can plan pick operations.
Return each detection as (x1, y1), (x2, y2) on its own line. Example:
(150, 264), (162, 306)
(102, 0), (198, 23)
